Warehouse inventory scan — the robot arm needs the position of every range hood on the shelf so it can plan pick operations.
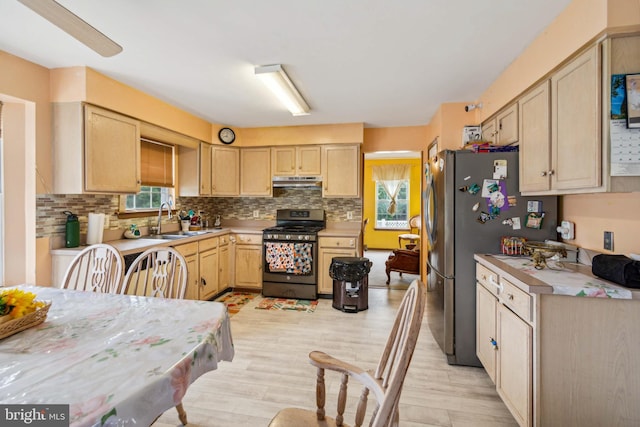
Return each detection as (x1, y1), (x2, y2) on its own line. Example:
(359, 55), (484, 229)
(272, 176), (322, 188)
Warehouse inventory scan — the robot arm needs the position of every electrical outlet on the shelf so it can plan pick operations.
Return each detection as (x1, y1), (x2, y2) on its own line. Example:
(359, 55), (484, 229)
(253, 210), (259, 218)
(604, 231), (614, 251)
(347, 211), (353, 220)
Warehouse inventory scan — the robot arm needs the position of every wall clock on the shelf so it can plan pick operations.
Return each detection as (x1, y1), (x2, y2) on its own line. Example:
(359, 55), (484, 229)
(218, 127), (236, 144)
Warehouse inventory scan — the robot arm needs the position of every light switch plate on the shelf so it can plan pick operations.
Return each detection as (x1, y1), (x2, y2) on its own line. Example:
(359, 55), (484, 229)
(604, 231), (614, 251)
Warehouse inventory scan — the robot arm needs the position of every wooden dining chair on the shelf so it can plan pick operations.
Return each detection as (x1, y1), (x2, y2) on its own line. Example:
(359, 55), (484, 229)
(123, 246), (188, 299)
(62, 243), (125, 293)
(398, 214), (421, 249)
(123, 246), (189, 424)
(269, 279), (426, 427)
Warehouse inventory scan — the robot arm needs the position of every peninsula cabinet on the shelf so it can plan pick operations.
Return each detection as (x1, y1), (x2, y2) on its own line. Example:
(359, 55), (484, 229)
(212, 146), (240, 196)
(475, 254), (640, 427)
(272, 145), (321, 176)
(53, 103), (141, 194)
(476, 264), (532, 427)
(318, 236), (358, 295)
(321, 144), (360, 197)
(240, 147), (272, 196)
(481, 103), (518, 146)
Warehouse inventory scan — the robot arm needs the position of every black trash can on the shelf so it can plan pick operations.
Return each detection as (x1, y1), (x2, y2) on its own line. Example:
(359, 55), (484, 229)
(329, 257), (372, 313)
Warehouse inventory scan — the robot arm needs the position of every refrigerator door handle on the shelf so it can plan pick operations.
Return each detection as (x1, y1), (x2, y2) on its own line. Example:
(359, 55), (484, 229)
(425, 175), (436, 248)
(427, 258), (454, 280)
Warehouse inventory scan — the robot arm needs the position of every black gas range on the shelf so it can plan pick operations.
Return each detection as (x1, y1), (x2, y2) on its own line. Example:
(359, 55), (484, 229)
(262, 209), (325, 299)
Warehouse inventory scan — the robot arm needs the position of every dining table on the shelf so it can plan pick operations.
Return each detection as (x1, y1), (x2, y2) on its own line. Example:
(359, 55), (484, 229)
(0, 285), (234, 427)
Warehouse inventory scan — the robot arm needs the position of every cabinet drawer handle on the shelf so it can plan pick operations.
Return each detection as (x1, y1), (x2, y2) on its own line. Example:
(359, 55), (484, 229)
(541, 171), (547, 177)
(488, 276), (503, 292)
(506, 293), (514, 300)
(548, 170), (555, 176)
(201, 278), (206, 286)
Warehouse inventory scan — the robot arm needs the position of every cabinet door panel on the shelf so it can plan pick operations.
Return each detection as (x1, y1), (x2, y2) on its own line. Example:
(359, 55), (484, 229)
(552, 45), (601, 190)
(497, 104), (518, 145)
(235, 245), (262, 288)
(297, 146), (321, 175)
(199, 142), (212, 195)
(84, 105), (140, 193)
(322, 145), (359, 197)
(476, 284), (497, 383)
(272, 147), (296, 175)
(496, 304), (532, 427)
(212, 146), (240, 196)
(519, 81), (551, 192)
(199, 249), (219, 300)
(240, 148), (271, 196)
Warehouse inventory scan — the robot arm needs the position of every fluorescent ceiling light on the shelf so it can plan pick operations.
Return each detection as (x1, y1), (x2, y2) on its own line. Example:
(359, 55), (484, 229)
(255, 64), (310, 116)
(18, 0), (123, 57)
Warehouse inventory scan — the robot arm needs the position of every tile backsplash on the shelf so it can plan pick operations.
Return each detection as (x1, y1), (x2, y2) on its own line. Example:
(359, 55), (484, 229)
(36, 189), (362, 239)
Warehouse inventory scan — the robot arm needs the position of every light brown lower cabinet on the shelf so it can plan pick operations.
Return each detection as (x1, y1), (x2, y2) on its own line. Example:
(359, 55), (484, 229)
(175, 235), (230, 300)
(476, 256), (640, 427)
(476, 267), (531, 427)
(233, 234), (263, 289)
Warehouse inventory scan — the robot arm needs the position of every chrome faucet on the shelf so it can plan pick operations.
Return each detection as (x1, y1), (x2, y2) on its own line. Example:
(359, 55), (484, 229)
(156, 199), (173, 235)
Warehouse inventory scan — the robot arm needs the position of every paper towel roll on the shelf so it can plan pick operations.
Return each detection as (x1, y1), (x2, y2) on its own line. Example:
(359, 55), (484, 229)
(87, 213), (105, 245)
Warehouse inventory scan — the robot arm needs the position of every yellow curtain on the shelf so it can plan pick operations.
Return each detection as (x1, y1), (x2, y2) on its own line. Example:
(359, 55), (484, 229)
(372, 164), (411, 214)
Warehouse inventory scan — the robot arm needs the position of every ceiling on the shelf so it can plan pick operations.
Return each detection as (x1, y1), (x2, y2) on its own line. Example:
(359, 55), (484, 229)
(0, 0), (571, 129)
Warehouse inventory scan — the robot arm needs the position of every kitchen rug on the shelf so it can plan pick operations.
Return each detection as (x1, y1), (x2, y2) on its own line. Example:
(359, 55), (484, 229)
(255, 297), (318, 313)
(215, 292), (258, 317)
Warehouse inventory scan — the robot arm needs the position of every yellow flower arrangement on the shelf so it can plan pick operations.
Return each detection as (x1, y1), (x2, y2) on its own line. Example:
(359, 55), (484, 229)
(0, 289), (46, 320)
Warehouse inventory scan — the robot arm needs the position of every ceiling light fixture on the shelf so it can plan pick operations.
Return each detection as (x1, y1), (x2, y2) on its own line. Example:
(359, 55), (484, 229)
(255, 64), (310, 116)
(18, 0), (123, 57)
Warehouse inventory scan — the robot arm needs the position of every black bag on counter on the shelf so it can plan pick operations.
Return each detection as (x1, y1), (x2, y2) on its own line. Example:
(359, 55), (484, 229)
(591, 254), (640, 288)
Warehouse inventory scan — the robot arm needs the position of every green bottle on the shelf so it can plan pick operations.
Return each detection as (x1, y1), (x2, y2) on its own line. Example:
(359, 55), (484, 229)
(63, 211), (80, 248)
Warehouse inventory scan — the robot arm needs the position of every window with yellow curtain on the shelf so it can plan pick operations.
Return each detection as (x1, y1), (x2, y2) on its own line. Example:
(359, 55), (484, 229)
(372, 164), (411, 229)
(122, 139), (175, 212)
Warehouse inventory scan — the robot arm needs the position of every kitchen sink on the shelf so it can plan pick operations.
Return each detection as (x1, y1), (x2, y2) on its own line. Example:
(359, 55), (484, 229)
(139, 234), (186, 240)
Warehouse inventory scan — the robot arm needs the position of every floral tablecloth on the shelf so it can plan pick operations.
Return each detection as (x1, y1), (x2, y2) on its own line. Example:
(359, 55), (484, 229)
(492, 255), (633, 299)
(0, 285), (234, 427)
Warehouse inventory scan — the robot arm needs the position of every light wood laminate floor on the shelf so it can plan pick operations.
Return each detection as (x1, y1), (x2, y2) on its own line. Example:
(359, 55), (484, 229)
(155, 250), (517, 427)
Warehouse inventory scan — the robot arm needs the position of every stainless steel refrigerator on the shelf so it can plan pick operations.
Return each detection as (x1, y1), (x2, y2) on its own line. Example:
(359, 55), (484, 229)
(424, 149), (557, 366)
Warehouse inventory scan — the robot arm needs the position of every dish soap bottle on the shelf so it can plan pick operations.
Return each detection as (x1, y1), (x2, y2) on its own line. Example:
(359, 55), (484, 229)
(63, 210), (80, 248)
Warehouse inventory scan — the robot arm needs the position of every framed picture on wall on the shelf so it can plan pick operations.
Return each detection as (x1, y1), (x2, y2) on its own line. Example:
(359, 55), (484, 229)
(626, 73), (640, 128)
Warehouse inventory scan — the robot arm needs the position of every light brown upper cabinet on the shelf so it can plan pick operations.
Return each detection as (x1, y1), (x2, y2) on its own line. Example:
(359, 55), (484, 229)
(481, 103), (518, 146)
(551, 44), (601, 192)
(240, 147), (272, 196)
(53, 103), (141, 194)
(272, 145), (321, 176)
(520, 45), (601, 194)
(321, 144), (360, 197)
(178, 142), (212, 196)
(212, 146), (240, 196)
(519, 81), (552, 193)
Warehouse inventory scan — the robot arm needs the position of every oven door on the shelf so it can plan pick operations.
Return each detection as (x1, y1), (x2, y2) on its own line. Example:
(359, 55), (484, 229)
(262, 239), (317, 284)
